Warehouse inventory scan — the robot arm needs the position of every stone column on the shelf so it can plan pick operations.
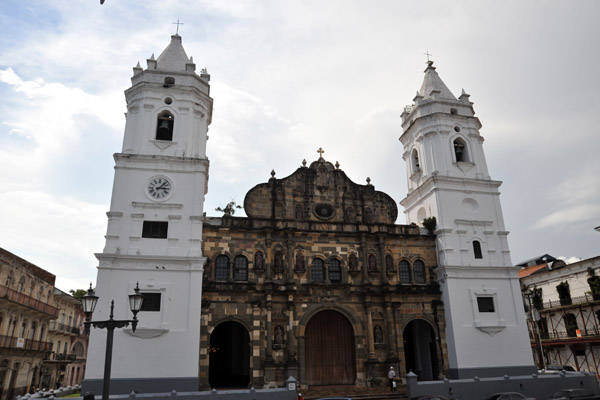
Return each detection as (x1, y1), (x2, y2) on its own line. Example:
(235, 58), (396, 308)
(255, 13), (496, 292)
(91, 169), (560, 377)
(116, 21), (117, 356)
(265, 233), (272, 281)
(378, 235), (387, 285)
(264, 296), (275, 384)
(384, 300), (398, 362)
(360, 234), (368, 284)
(286, 298), (299, 379)
(365, 301), (376, 359)
(286, 237), (294, 282)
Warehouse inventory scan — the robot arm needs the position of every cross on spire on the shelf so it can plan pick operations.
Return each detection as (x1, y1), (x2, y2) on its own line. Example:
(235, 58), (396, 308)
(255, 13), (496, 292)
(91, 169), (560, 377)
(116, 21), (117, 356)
(424, 48), (433, 62)
(317, 147), (325, 158)
(173, 18), (184, 35)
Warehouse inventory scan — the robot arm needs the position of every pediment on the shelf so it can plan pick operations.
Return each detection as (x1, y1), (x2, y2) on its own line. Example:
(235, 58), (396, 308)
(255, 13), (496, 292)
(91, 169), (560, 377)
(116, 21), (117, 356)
(244, 157), (398, 224)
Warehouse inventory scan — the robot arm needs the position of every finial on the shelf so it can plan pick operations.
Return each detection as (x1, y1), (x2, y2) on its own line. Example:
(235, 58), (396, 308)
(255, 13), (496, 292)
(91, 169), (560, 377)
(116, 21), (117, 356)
(271, 169), (276, 178)
(189, 56), (194, 63)
(317, 147), (325, 159)
(136, 61), (141, 68)
(335, 161), (340, 169)
(173, 18), (184, 35)
(150, 53), (155, 60)
(366, 177), (371, 185)
(302, 159), (307, 167)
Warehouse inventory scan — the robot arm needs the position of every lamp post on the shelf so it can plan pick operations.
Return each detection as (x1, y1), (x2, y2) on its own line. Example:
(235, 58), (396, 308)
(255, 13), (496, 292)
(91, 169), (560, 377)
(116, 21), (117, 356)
(82, 283), (144, 400)
(523, 288), (545, 370)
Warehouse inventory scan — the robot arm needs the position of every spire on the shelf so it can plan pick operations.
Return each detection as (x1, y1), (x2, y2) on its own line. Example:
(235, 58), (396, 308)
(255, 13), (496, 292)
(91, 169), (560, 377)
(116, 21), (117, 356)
(418, 61), (457, 101)
(156, 34), (191, 72)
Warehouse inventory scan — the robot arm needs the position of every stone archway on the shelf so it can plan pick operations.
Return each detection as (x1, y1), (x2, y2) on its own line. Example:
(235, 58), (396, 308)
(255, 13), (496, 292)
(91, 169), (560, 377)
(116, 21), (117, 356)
(209, 321), (250, 388)
(403, 319), (439, 381)
(305, 310), (356, 385)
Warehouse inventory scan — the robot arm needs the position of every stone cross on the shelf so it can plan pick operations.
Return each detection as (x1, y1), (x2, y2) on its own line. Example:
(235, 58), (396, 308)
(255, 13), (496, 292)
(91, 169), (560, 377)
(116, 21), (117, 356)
(173, 19), (184, 34)
(317, 147), (325, 158)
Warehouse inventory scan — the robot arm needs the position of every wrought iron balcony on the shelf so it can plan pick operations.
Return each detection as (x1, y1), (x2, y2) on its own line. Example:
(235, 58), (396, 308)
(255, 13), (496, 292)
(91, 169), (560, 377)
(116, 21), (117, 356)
(536, 294), (600, 310)
(0, 284), (60, 317)
(49, 322), (81, 335)
(0, 334), (53, 352)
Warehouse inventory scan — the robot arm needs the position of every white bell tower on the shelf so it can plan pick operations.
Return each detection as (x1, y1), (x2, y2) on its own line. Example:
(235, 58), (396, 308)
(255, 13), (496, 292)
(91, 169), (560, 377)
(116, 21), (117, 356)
(400, 61), (535, 378)
(83, 34), (212, 393)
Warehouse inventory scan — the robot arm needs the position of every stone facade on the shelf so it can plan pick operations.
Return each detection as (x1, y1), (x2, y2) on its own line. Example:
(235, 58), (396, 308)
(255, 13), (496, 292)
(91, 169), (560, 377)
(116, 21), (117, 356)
(200, 157), (447, 389)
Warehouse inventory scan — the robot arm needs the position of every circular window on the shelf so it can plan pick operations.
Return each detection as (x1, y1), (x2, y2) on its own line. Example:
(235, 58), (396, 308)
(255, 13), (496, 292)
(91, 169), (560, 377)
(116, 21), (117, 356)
(454, 126), (461, 132)
(314, 204), (335, 220)
(164, 97), (173, 105)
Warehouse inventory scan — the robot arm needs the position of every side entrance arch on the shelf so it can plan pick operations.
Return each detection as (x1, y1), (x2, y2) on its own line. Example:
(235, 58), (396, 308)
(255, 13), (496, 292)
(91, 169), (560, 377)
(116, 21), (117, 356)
(209, 321), (250, 388)
(305, 310), (356, 385)
(403, 319), (439, 381)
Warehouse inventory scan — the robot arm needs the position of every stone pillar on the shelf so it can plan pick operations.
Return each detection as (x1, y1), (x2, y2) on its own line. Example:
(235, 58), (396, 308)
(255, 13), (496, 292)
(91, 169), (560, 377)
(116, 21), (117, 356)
(286, 298), (299, 379)
(378, 236), (387, 285)
(365, 301), (376, 359)
(384, 300), (398, 361)
(360, 234), (368, 284)
(286, 237), (294, 282)
(265, 233), (272, 281)
(264, 297), (275, 385)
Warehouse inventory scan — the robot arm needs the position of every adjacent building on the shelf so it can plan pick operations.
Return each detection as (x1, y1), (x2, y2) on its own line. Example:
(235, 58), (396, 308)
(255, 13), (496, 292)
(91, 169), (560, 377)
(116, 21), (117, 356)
(519, 255), (600, 374)
(43, 288), (88, 389)
(0, 248), (58, 400)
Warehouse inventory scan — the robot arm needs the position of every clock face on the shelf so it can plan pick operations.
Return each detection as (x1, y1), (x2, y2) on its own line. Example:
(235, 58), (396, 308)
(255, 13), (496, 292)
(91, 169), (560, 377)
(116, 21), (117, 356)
(147, 176), (172, 200)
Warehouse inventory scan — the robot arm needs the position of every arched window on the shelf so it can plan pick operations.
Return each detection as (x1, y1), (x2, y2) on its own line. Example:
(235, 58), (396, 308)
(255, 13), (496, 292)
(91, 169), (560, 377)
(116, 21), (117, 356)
(453, 138), (469, 162)
(413, 260), (426, 284)
(17, 277), (25, 292)
(329, 259), (341, 283)
(312, 259), (325, 283)
(233, 255), (248, 281)
(20, 320), (27, 337)
(29, 322), (37, 340)
(156, 112), (174, 141)
(399, 260), (411, 284)
(215, 255), (229, 281)
(411, 148), (420, 172)
(473, 240), (483, 259)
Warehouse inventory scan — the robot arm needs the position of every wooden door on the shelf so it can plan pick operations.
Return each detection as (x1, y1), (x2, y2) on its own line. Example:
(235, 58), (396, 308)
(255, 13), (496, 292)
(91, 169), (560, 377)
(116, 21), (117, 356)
(305, 310), (355, 385)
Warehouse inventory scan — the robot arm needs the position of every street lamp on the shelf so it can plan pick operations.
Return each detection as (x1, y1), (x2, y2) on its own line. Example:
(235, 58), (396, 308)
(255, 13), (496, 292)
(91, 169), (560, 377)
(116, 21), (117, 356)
(83, 283), (144, 400)
(523, 287), (545, 371)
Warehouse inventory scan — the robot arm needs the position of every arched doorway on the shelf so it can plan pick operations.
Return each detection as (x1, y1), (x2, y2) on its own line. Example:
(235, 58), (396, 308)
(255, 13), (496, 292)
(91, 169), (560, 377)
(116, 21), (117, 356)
(403, 319), (439, 381)
(305, 310), (355, 385)
(209, 321), (250, 388)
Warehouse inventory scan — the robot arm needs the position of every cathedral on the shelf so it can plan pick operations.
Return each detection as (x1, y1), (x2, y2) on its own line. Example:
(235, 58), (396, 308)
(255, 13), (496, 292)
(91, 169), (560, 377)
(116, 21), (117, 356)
(200, 154), (445, 388)
(83, 34), (534, 394)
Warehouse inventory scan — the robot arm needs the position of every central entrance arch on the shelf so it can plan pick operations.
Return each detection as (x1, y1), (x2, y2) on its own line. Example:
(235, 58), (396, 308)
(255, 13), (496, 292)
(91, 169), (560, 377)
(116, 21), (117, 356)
(305, 310), (356, 385)
(209, 321), (250, 388)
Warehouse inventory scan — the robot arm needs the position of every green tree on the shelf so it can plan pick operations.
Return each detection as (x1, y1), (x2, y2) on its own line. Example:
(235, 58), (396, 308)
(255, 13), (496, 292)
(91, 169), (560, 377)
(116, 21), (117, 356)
(69, 289), (87, 301)
(215, 200), (243, 216)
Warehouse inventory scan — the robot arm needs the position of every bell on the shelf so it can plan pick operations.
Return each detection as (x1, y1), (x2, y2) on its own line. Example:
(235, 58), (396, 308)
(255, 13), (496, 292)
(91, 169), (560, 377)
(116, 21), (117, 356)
(157, 120), (171, 139)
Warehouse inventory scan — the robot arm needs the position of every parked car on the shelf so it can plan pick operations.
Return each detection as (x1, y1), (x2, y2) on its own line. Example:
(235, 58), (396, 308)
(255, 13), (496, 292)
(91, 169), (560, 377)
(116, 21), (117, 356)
(548, 389), (600, 399)
(486, 393), (535, 400)
(539, 364), (578, 374)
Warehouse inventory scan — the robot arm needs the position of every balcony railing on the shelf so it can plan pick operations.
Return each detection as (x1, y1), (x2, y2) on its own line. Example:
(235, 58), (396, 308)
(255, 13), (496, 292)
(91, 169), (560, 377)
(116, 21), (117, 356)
(49, 322), (81, 335)
(0, 334), (53, 351)
(45, 353), (77, 362)
(537, 294), (600, 310)
(538, 328), (600, 340)
(0, 284), (60, 317)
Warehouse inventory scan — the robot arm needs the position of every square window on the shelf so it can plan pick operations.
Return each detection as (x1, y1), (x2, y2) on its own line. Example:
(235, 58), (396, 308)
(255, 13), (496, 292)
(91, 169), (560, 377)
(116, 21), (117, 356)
(140, 292), (161, 312)
(142, 221), (168, 239)
(477, 296), (495, 313)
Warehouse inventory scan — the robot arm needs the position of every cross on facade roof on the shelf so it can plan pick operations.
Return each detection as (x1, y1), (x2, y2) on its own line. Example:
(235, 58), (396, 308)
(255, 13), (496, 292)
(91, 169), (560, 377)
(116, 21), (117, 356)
(317, 147), (325, 158)
(173, 19), (184, 35)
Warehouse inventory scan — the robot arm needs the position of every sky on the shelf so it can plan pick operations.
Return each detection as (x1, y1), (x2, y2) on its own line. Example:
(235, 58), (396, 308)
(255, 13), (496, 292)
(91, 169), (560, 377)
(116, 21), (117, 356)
(0, 1), (599, 292)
